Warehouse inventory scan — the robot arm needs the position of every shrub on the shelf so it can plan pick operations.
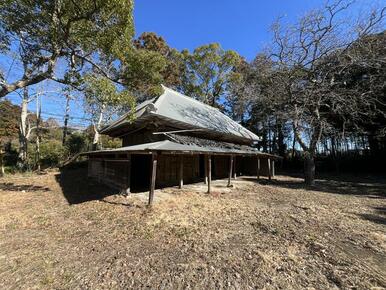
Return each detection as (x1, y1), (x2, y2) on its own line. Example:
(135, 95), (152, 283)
(39, 140), (67, 167)
(65, 133), (89, 155)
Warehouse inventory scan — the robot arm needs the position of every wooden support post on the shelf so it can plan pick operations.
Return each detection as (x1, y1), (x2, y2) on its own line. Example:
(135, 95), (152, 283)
(271, 160), (275, 178)
(267, 158), (271, 181)
(233, 156), (237, 179)
(207, 155), (212, 193)
(179, 155), (184, 189)
(227, 155), (233, 187)
(204, 155), (208, 184)
(148, 153), (158, 206)
(126, 154), (131, 194)
(257, 157), (260, 180)
(0, 149), (4, 177)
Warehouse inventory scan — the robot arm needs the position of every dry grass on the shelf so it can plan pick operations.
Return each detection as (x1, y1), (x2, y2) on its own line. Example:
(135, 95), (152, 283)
(0, 168), (385, 289)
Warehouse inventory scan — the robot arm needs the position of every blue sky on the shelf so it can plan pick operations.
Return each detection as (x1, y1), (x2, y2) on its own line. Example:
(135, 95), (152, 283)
(3, 0), (381, 127)
(134, 0), (325, 60)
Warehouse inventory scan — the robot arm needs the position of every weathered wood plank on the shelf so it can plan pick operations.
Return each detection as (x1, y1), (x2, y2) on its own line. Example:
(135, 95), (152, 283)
(267, 158), (271, 181)
(233, 157), (237, 179)
(204, 155), (208, 184)
(126, 154), (131, 194)
(179, 155), (183, 189)
(207, 155), (212, 193)
(148, 153), (158, 206)
(227, 155), (233, 187)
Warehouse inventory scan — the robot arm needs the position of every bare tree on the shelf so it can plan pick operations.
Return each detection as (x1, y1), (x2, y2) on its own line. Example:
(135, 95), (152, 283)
(17, 87), (35, 169)
(268, 0), (385, 185)
(35, 93), (41, 172)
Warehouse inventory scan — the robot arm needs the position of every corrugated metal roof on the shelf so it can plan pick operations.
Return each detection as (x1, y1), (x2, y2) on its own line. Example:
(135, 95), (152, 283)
(101, 86), (259, 142)
(83, 140), (279, 158)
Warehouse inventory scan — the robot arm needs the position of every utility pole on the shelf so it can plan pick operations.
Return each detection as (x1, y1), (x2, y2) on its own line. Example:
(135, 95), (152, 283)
(62, 93), (71, 145)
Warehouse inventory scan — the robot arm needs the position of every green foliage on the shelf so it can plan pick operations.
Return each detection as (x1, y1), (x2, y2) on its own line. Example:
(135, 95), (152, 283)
(39, 140), (67, 167)
(0, 100), (20, 144)
(0, 0), (134, 97)
(120, 47), (168, 98)
(101, 136), (121, 149)
(83, 74), (136, 124)
(133, 32), (184, 92)
(65, 133), (88, 155)
(180, 43), (241, 108)
(0, 0), (133, 58)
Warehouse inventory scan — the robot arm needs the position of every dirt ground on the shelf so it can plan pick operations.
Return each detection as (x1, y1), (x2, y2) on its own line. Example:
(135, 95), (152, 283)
(0, 168), (385, 289)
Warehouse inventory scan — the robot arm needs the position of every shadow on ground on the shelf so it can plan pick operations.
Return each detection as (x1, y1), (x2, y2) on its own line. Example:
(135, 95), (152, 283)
(55, 167), (119, 205)
(356, 206), (386, 225)
(242, 173), (386, 199)
(243, 174), (386, 226)
(0, 182), (50, 192)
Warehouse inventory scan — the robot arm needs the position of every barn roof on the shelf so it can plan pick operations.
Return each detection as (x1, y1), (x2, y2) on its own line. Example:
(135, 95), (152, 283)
(83, 140), (278, 158)
(101, 86), (259, 142)
(84, 132), (280, 159)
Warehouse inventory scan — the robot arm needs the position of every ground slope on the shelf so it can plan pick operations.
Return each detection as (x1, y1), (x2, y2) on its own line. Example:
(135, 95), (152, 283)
(0, 169), (385, 289)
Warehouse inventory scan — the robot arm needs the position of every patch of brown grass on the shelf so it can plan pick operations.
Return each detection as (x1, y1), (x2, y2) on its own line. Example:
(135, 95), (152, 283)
(0, 169), (385, 289)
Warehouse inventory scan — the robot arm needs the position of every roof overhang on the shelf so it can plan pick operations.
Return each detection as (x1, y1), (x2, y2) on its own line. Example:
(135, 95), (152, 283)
(82, 140), (281, 159)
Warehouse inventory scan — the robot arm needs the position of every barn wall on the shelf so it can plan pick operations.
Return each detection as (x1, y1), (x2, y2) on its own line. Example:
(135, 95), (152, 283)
(240, 156), (274, 177)
(241, 156), (257, 175)
(122, 129), (166, 147)
(156, 154), (200, 187)
(88, 157), (130, 190)
(88, 154), (276, 192)
(213, 156), (229, 179)
(88, 158), (103, 180)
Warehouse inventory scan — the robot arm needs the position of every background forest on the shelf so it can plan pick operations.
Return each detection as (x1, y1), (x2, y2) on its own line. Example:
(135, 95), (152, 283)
(0, 0), (385, 185)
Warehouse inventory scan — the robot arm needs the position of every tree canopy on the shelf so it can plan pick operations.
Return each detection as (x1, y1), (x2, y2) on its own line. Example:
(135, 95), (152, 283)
(0, 0), (134, 97)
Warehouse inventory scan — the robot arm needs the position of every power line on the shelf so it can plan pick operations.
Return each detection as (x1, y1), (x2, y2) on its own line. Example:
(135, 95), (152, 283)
(29, 110), (92, 121)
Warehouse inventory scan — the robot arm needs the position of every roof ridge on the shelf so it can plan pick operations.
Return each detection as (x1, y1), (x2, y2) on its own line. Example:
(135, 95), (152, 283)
(161, 85), (220, 112)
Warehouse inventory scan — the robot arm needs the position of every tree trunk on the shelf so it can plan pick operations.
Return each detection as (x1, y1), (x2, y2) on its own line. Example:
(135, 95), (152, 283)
(92, 110), (104, 151)
(17, 88), (29, 169)
(36, 95), (41, 172)
(261, 125), (268, 153)
(304, 153), (315, 186)
(92, 130), (100, 151)
(291, 133), (296, 158)
(277, 122), (286, 157)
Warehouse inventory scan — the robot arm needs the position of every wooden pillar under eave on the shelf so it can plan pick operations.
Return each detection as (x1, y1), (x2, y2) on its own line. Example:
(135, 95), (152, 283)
(148, 153), (158, 206)
(267, 157), (272, 181)
(204, 155), (208, 184)
(207, 155), (212, 193)
(126, 154), (131, 194)
(257, 157), (260, 180)
(179, 155), (184, 189)
(227, 155), (233, 187)
(271, 159), (275, 178)
(233, 156), (237, 179)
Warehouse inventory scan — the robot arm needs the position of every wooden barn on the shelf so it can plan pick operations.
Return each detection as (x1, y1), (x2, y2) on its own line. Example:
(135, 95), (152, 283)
(86, 86), (279, 205)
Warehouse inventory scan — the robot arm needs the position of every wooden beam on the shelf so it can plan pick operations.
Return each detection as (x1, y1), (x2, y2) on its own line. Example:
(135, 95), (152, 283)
(179, 155), (183, 189)
(148, 153), (158, 206)
(233, 157), (237, 179)
(204, 155), (208, 184)
(207, 155), (212, 193)
(267, 158), (271, 181)
(227, 155), (233, 187)
(257, 157), (260, 180)
(126, 154), (131, 194)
